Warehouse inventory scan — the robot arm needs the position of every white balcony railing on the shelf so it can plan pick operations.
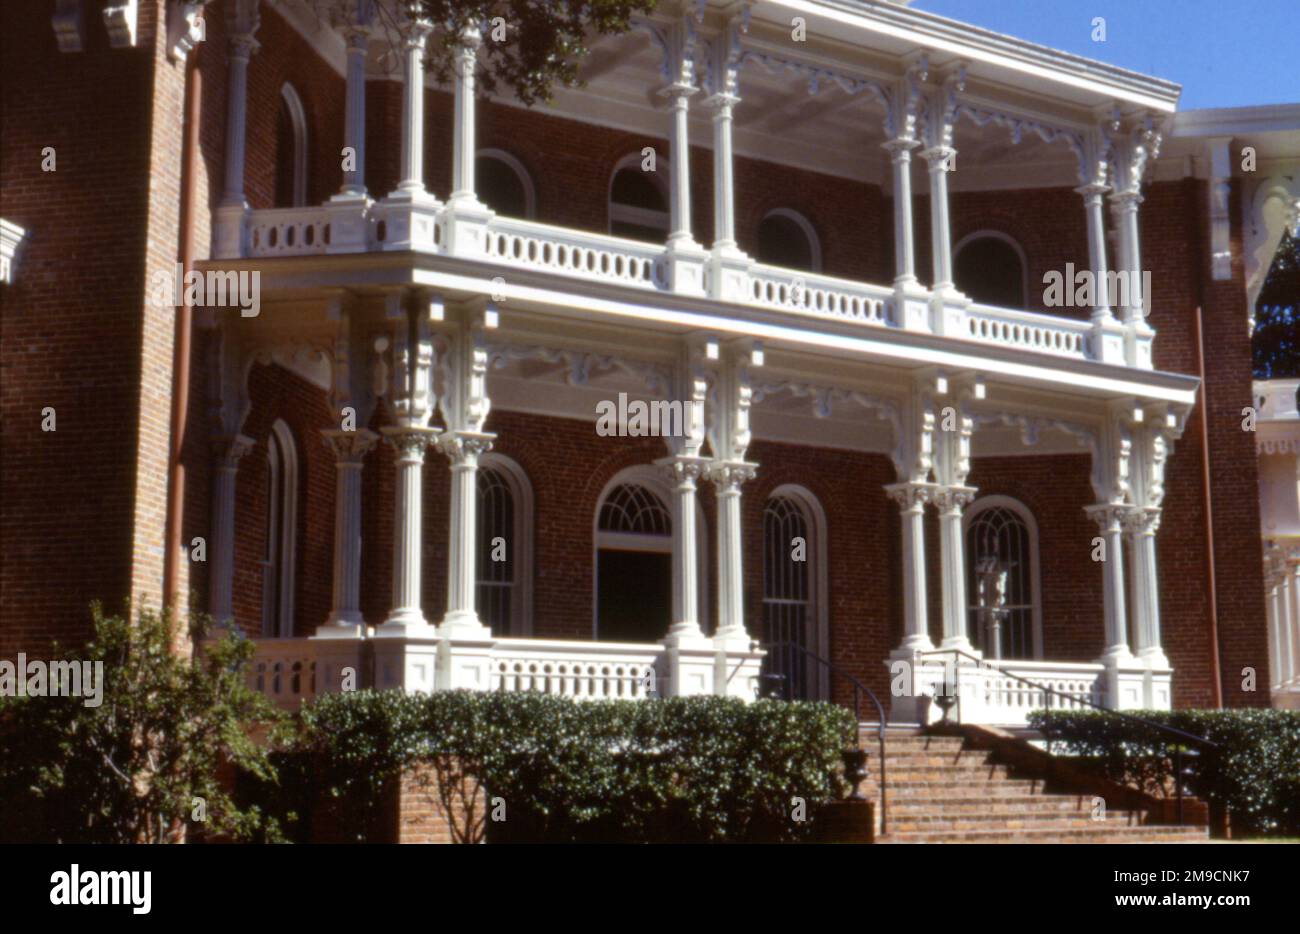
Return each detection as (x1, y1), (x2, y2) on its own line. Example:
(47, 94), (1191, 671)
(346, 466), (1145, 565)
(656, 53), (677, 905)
(489, 638), (661, 699)
(912, 653), (1120, 726)
(224, 201), (1135, 367)
(245, 638), (319, 710)
(227, 632), (760, 707)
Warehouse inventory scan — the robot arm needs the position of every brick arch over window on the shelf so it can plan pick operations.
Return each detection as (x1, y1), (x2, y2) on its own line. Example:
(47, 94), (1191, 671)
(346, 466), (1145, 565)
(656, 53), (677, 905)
(954, 230), (1028, 309)
(275, 82), (309, 208)
(263, 419), (298, 637)
(608, 152), (670, 242)
(756, 208), (823, 272)
(476, 148), (536, 219)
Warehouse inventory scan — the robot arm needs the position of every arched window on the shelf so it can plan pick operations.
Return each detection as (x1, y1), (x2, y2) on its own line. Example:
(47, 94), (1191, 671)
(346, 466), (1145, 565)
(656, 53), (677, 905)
(954, 232), (1028, 309)
(594, 470), (673, 642)
(274, 83), (309, 208)
(476, 149), (535, 219)
(262, 420), (298, 638)
(756, 209), (822, 272)
(608, 154), (669, 242)
(762, 487), (829, 699)
(476, 454), (533, 636)
(964, 496), (1042, 659)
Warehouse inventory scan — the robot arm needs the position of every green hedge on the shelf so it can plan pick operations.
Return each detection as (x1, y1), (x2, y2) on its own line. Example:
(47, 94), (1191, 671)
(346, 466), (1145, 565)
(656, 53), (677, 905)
(1028, 709), (1300, 837)
(282, 690), (856, 843)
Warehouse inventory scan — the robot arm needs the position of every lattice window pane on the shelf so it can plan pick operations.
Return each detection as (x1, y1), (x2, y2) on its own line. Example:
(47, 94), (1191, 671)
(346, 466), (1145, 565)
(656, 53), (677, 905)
(598, 483), (671, 536)
(762, 495), (814, 699)
(966, 503), (1037, 659)
(477, 467), (515, 636)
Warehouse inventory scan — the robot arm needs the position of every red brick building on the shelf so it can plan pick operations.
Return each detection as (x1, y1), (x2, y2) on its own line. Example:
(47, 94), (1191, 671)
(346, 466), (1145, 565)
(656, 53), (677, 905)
(2, 0), (1288, 719)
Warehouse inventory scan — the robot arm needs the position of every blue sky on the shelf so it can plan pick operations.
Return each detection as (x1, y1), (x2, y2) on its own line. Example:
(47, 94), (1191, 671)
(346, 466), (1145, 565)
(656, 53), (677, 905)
(914, 0), (1298, 111)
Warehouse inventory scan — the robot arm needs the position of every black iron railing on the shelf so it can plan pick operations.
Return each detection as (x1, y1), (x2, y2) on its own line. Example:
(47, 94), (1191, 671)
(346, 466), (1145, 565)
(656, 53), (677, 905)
(758, 640), (889, 834)
(920, 647), (1219, 825)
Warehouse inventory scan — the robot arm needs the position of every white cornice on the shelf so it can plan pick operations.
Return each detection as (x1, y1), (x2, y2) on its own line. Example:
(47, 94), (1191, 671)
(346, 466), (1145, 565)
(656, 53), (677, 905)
(762, 0), (1181, 112)
(1170, 104), (1300, 139)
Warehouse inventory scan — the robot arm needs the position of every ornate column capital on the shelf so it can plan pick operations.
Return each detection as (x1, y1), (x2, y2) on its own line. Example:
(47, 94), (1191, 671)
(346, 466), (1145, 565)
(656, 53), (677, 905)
(1084, 501), (1129, 529)
(322, 427), (379, 463)
(226, 0), (261, 58)
(212, 433), (255, 468)
(932, 485), (977, 514)
(707, 459), (757, 492)
(1120, 504), (1161, 537)
(381, 424), (438, 461)
(657, 453), (711, 487)
(437, 429), (495, 465)
(396, 1), (433, 47)
(885, 481), (937, 511)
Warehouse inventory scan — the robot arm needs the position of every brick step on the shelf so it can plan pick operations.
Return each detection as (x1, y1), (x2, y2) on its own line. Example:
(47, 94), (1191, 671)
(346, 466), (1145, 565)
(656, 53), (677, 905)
(886, 810), (1154, 833)
(886, 794), (1109, 815)
(883, 764), (1017, 783)
(878, 824), (1208, 844)
(875, 751), (999, 768)
(876, 779), (1048, 798)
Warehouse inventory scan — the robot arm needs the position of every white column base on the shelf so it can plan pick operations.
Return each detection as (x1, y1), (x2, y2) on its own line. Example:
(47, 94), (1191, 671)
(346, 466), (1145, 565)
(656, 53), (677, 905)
(213, 203), (247, 259)
(886, 647), (941, 724)
(1127, 319), (1156, 369)
(437, 632), (497, 691)
(325, 192), (373, 253)
(1092, 317), (1128, 364)
(308, 631), (369, 696)
(372, 634), (441, 693)
(377, 611), (436, 637)
(440, 198), (494, 259)
(661, 631), (716, 697)
(373, 188), (442, 252)
(664, 239), (709, 296)
(707, 245), (753, 302)
(928, 288), (970, 337)
(714, 641), (764, 701)
(892, 280), (932, 330)
(1097, 651), (1149, 710)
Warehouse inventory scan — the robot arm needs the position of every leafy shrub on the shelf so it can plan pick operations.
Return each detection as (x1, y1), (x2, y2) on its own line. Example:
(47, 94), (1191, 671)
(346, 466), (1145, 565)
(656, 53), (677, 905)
(287, 690), (855, 843)
(0, 605), (284, 843)
(1029, 709), (1300, 837)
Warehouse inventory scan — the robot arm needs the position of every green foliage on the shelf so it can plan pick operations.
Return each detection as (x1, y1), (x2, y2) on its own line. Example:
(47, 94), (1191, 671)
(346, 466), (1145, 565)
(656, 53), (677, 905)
(0, 604), (285, 843)
(288, 690), (855, 843)
(300, 0), (658, 107)
(1028, 709), (1300, 836)
(1253, 231), (1299, 380)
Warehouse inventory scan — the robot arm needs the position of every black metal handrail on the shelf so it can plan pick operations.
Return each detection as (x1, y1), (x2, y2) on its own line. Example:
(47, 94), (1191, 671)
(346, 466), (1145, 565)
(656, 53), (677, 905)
(758, 640), (889, 834)
(919, 647), (1218, 823)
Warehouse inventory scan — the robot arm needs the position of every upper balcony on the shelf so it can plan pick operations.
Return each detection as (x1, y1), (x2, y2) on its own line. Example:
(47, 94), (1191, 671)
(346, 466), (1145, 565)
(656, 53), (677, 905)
(208, 0), (1185, 378)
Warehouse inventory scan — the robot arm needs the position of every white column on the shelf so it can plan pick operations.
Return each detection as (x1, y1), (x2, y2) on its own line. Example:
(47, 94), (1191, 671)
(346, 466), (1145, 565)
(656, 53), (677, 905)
(321, 429), (378, 630)
(1125, 506), (1167, 666)
(209, 435), (254, 625)
(1086, 504), (1132, 658)
(339, 22), (370, 197)
(665, 85), (696, 246)
(1282, 562), (1299, 685)
(1289, 560), (1300, 685)
(1078, 182), (1114, 322)
(707, 93), (738, 252)
(220, 32), (258, 207)
(449, 26), (482, 205)
(885, 140), (919, 287)
(437, 432), (494, 635)
(1111, 190), (1146, 323)
(886, 482), (934, 651)
(379, 426), (437, 631)
(711, 461), (756, 642)
(921, 146), (955, 292)
(661, 456), (709, 636)
(934, 487), (976, 650)
(395, 9), (432, 194)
